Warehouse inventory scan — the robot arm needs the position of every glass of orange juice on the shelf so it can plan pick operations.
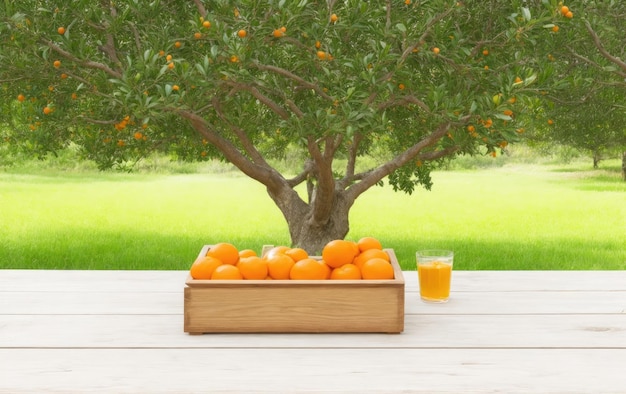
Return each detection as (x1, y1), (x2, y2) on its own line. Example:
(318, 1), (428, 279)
(416, 250), (454, 303)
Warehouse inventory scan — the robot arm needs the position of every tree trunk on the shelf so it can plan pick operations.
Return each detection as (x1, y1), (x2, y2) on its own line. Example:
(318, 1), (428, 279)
(622, 151), (626, 181)
(593, 151), (601, 169)
(266, 184), (354, 255)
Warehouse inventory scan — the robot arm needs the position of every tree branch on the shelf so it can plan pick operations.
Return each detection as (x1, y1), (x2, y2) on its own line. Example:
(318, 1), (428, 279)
(223, 80), (291, 120)
(253, 63), (334, 101)
(192, 0), (207, 18)
(584, 20), (626, 77)
(346, 121), (456, 201)
(45, 41), (123, 79)
(211, 96), (271, 167)
(307, 135), (336, 223)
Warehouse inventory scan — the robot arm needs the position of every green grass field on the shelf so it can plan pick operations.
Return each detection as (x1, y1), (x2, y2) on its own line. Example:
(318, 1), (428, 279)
(1, 160), (624, 270)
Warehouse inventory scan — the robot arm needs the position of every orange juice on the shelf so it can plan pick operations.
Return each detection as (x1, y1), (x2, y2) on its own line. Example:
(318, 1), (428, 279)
(418, 261), (452, 302)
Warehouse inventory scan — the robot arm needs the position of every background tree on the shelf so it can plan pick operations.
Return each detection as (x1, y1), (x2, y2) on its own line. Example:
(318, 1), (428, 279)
(531, 1), (626, 178)
(1, 0), (569, 252)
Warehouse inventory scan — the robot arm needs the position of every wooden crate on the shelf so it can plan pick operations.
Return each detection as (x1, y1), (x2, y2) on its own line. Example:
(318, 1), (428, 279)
(184, 245), (405, 334)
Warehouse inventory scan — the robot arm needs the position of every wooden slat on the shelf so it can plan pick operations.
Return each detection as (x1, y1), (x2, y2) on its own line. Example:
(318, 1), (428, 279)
(2, 289), (625, 315)
(1, 348), (625, 393)
(2, 314), (625, 349)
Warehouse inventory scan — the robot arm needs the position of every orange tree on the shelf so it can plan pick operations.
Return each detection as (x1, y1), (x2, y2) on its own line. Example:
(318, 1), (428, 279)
(529, 1), (626, 177)
(1, 0), (569, 252)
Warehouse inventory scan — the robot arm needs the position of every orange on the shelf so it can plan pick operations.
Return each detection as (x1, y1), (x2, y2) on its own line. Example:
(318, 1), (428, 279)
(237, 29), (247, 38)
(264, 245), (290, 259)
(43, 107), (52, 115)
(432, 47), (440, 55)
(353, 248), (389, 269)
(322, 239), (358, 268)
(330, 14), (338, 23)
(285, 247), (308, 262)
(53, 60), (61, 68)
(190, 256), (222, 279)
(357, 236), (383, 253)
(316, 51), (327, 60)
(552, 25), (559, 33)
(272, 29), (284, 38)
(237, 256), (268, 280)
(174, 41), (181, 48)
(239, 249), (257, 258)
(211, 264), (243, 280)
(560, 5), (569, 15)
(194, 32), (202, 39)
(266, 253), (295, 279)
(330, 263), (361, 280)
(206, 242), (240, 265)
(290, 258), (329, 280)
(565, 11), (573, 18)
(133, 132), (143, 140)
(17, 94), (25, 102)
(202, 20), (211, 29)
(167, 62), (174, 69)
(57, 27), (65, 35)
(361, 258), (394, 280)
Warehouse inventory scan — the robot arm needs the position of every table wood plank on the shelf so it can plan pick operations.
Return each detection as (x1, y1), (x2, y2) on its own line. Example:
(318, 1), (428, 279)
(2, 290), (625, 315)
(2, 269), (626, 393)
(1, 348), (625, 393)
(2, 314), (625, 349)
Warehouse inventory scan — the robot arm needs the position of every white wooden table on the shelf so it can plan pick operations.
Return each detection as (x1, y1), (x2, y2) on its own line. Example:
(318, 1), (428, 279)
(1, 269), (625, 393)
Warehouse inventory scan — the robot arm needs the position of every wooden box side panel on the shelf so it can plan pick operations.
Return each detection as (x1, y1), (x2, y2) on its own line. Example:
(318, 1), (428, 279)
(184, 284), (404, 333)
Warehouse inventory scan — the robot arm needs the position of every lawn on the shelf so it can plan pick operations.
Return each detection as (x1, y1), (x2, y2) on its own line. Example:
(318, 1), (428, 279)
(1, 161), (624, 270)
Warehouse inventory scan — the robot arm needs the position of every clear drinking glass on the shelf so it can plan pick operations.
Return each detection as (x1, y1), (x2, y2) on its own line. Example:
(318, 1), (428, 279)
(416, 250), (454, 303)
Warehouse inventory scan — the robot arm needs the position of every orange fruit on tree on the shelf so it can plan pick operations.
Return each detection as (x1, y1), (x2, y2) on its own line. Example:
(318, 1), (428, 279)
(316, 51), (327, 60)
(237, 29), (247, 38)
(174, 41), (181, 48)
(354, 248), (390, 269)
(43, 106), (52, 115)
(290, 258), (330, 280)
(361, 258), (394, 280)
(432, 47), (440, 55)
(266, 253), (295, 279)
(206, 242), (240, 265)
(565, 11), (573, 18)
(272, 28), (284, 38)
(330, 263), (362, 280)
(211, 264), (243, 280)
(57, 27), (65, 35)
(322, 239), (358, 268)
(560, 5), (569, 15)
(330, 13), (338, 23)
(237, 256), (268, 280)
(17, 94), (25, 102)
(239, 249), (257, 258)
(202, 20), (211, 29)
(285, 247), (308, 262)
(53, 60), (61, 68)
(190, 256), (223, 279)
(357, 236), (383, 253)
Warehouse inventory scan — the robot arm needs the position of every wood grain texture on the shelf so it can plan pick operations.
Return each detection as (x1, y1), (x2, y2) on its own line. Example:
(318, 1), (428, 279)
(1, 269), (626, 393)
